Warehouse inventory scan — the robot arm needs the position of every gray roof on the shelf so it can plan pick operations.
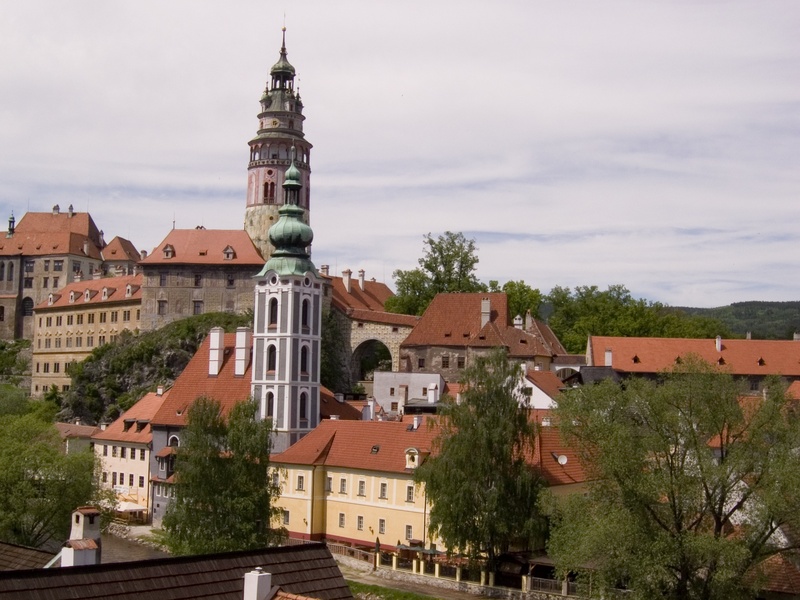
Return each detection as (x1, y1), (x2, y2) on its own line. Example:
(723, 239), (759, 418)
(0, 542), (55, 571)
(0, 543), (353, 600)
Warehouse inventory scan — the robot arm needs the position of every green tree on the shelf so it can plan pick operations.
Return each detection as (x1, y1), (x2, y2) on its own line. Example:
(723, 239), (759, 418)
(163, 397), (284, 555)
(546, 285), (731, 353)
(0, 406), (100, 548)
(488, 279), (543, 321)
(416, 350), (546, 569)
(386, 232), (485, 316)
(320, 308), (351, 393)
(547, 358), (800, 600)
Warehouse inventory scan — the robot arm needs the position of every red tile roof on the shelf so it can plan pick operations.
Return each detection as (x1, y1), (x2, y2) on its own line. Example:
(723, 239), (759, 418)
(532, 426), (588, 487)
(273, 418), (439, 474)
(327, 275), (393, 312)
(34, 274), (142, 310)
(54, 422), (97, 440)
(13, 210), (100, 238)
(0, 232), (102, 259)
(788, 380), (800, 399)
(747, 553), (800, 594)
(102, 236), (141, 262)
(319, 387), (363, 421)
(525, 370), (564, 400)
(140, 229), (264, 266)
(92, 390), (169, 444)
(151, 333), (253, 427)
(588, 336), (800, 377)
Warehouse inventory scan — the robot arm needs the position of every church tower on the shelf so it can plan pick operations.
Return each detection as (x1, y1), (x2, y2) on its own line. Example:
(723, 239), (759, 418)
(251, 150), (322, 453)
(245, 28), (312, 260)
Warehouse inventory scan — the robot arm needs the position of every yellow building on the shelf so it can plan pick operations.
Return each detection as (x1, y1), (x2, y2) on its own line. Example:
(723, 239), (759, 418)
(271, 417), (442, 552)
(31, 274), (142, 396)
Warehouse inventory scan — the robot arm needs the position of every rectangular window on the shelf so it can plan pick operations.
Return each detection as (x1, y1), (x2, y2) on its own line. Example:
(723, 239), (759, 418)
(390, 402), (398, 412)
(73, 261), (81, 274)
(136, 309), (140, 320)
(297, 475), (305, 491)
(389, 387), (395, 396)
(123, 310), (131, 322)
(139, 476), (144, 488)
(159, 273), (167, 287)
(24, 259), (34, 273)
(66, 314), (73, 325)
(441, 355), (450, 369)
(77, 314), (84, 325)
(53, 277), (59, 288)
(110, 311), (118, 323)
(272, 471), (280, 488)
(418, 358), (425, 368)
(194, 274), (202, 287)
(422, 387), (427, 396)
(87, 313), (94, 324)
(102, 472), (108, 483)
(193, 301), (203, 315)
(43, 260), (50, 271)
(379, 519), (386, 535)
(98, 335), (105, 345)
(406, 485), (414, 502)
(157, 300), (167, 316)
(99, 312), (107, 323)
(112, 446), (118, 457)
(54, 338), (61, 349)
(119, 472), (124, 486)
(76, 336), (82, 347)
(43, 277), (49, 288)
(325, 477), (332, 492)
(405, 525), (413, 540)
(112, 472), (117, 486)
(339, 478), (347, 494)
(103, 445), (108, 456)
(358, 480), (366, 497)
(338, 513), (345, 528)
(120, 447), (126, 459)
(44, 339), (51, 349)
(43, 362), (50, 373)
(457, 356), (465, 369)
(56, 316), (62, 326)
(129, 474), (134, 487)
(226, 274), (235, 288)
(140, 448), (146, 461)
(283, 510), (290, 525)
(46, 316), (52, 327)
(53, 362), (60, 373)
(379, 482), (387, 499)
(357, 516), (364, 531)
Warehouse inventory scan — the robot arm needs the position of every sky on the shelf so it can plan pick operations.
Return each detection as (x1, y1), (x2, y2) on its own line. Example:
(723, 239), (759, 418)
(1, 2), (798, 308)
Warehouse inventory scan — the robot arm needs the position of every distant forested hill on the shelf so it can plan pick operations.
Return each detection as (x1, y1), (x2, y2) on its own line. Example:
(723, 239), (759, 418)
(677, 301), (800, 340)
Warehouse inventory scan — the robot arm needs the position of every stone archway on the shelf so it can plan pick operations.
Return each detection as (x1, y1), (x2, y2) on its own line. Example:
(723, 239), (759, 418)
(352, 339), (392, 382)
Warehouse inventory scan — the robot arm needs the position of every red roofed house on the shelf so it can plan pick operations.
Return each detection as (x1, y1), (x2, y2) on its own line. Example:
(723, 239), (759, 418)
(400, 293), (566, 382)
(138, 228), (265, 332)
(30, 274), (142, 396)
(0, 205), (138, 340)
(586, 335), (800, 391)
(92, 388), (169, 520)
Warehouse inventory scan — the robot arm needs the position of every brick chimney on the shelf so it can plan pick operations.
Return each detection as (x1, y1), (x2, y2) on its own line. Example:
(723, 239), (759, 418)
(234, 327), (252, 377)
(208, 327), (224, 376)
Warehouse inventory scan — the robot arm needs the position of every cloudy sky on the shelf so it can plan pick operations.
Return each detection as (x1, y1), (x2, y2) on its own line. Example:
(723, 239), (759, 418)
(1, 2), (798, 308)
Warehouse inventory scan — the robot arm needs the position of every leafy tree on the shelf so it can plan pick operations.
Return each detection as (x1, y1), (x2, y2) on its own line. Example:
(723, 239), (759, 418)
(547, 358), (800, 600)
(0, 405), (101, 549)
(0, 339), (30, 385)
(488, 279), (543, 321)
(546, 285), (732, 353)
(386, 232), (485, 316)
(163, 397), (284, 555)
(416, 350), (546, 569)
(320, 308), (351, 393)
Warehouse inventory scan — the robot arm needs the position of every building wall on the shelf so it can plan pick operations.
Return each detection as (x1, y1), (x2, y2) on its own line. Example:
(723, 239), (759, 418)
(371, 372), (445, 415)
(149, 426), (181, 525)
(94, 441), (151, 509)
(31, 298), (141, 396)
(139, 265), (258, 331)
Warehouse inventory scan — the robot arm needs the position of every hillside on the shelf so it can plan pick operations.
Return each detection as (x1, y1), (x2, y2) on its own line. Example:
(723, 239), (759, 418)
(678, 301), (800, 340)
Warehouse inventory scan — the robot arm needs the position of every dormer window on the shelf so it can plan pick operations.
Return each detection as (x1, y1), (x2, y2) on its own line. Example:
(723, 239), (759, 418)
(69, 291), (76, 303)
(405, 448), (419, 470)
(48, 293), (54, 306)
(223, 246), (236, 260)
(162, 244), (174, 259)
(84, 290), (91, 302)
(102, 288), (108, 300)
(126, 285), (132, 298)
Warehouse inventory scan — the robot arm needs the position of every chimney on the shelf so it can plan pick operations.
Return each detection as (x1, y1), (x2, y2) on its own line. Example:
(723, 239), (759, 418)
(794, 332), (800, 342)
(83, 240), (90, 256)
(525, 309), (533, 330)
(413, 415), (421, 430)
(330, 414), (340, 420)
(73, 272), (81, 283)
(157, 385), (164, 396)
(243, 567), (272, 600)
(746, 331), (752, 340)
(513, 315), (523, 329)
(140, 249), (148, 259)
(52, 204), (60, 215)
(480, 297), (491, 328)
(234, 327), (252, 377)
(342, 269), (352, 293)
(358, 269), (365, 291)
(367, 398), (375, 421)
(334, 393), (344, 403)
(604, 348), (613, 367)
(320, 264), (329, 276)
(92, 269), (101, 280)
(208, 327), (224, 376)
(715, 336), (722, 352)
(68, 204), (74, 217)
(62, 507), (101, 567)
(427, 384), (438, 404)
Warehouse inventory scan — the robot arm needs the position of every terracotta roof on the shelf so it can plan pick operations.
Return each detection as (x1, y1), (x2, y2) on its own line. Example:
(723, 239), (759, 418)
(319, 387), (363, 421)
(532, 426), (588, 487)
(34, 274), (142, 310)
(154, 446), (177, 458)
(92, 390), (169, 444)
(54, 422), (97, 440)
(0, 543), (353, 600)
(588, 336), (800, 377)
(527, 318), (567, 355)
(140, 229), (264, 266)
(747, 553), (800, 595)
(525, 370), (564, 400)
(102, 236), (141, 262)
(327, 275), (393, 312)
(0, 542), (55, 572)
(0, 232), (102, 259)
(347, 308), (418, 328)
(273, 418), (439, 474)
(151, 333), (253, 427)
(14, 210), (100, 236)
(788, 380), (800, 399)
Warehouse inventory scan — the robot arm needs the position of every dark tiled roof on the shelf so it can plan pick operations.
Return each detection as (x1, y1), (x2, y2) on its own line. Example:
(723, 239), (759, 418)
(0, 542), (55, 571)
(0, 543), (353, 600)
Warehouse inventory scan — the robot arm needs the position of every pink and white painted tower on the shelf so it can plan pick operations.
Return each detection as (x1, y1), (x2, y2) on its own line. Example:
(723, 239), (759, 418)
(245, 28), (312, 260)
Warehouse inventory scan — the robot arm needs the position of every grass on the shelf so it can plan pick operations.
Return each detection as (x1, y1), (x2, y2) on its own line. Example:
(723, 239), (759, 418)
(347, 580), (440, 600)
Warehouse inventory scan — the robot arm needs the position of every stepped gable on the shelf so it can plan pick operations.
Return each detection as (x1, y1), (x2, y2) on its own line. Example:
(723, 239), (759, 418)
(151, 333), (252, 427)
(588, 336), (800, 377)
(101, 236), (140, 262)
(140, 229), (264, 265)
(273, 417), (439, 474)
(34, 274), (142, 309)
(92, 390), (168, 445)
(0, 543), (353, 600)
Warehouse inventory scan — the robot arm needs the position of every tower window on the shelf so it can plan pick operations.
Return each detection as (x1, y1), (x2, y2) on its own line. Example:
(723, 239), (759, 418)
(301, 299), (310, 331)
(300, 346), (309, 374)
(267, 345), (277, 372)
(263, 181), (276, 204)
(267, 391), (275, 418)
(299, 392), (308, 423)
(268, 298), (278, 327)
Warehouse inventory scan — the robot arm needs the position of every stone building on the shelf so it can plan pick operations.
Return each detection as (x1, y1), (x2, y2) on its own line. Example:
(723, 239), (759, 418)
(0, 206), (138, 340)
(30, 274), (142, 396)
(244, 27), (313, 259)
(137, 228), (263, 332)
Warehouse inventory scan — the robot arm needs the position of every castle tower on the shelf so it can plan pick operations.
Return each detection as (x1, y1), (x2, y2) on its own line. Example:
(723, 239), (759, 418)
(251, 150), (322, 453)
(245, 28), (312, 260)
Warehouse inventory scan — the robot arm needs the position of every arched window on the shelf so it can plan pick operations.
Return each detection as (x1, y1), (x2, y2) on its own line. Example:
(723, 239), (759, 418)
(21, 297), (33, 317)
(0, 263), (5, 280)
(168, 435), (180, 447)
(300, 346), (309, 373)
(299, 392), (308, 422)
(268, 298), (278, 327)
(267, 345), (277, 372)
(267, 391), (275, 418)
(0, 306), (4, 322)
(301, 299), (310, 330)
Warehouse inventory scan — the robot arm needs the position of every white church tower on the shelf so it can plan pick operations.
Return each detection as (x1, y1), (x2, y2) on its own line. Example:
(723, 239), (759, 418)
(251, 149), (322, 453)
